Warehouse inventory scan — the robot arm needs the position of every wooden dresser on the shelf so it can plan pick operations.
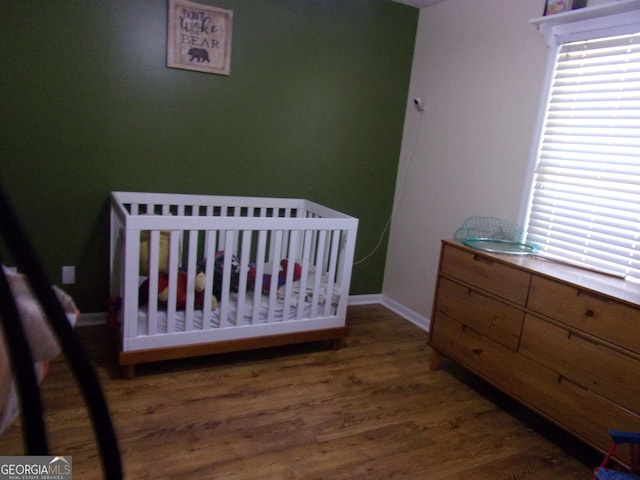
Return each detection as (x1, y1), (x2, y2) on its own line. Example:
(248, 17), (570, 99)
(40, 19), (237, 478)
(429, 239), (640, 464)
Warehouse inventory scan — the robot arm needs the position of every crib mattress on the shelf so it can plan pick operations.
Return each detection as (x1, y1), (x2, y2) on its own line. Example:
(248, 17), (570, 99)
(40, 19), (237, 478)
(136, 282), (342, 336)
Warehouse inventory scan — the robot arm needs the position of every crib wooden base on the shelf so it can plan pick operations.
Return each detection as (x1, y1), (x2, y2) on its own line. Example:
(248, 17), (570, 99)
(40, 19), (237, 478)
(118, 326), (348, 379)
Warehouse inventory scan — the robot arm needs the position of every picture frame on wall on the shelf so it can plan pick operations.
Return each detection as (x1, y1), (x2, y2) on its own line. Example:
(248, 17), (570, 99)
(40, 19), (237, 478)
(167, 0), (233, 75)
(543, 0), (587, 15)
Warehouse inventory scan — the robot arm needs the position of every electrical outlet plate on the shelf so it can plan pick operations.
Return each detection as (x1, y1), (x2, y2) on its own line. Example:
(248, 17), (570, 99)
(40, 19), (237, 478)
(62, 266), (75, 285)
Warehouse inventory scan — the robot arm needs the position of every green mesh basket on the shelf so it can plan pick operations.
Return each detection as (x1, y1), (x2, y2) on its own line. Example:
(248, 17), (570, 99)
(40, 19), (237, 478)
(454, 216), (539, 254)
(454, 216), (525, 243)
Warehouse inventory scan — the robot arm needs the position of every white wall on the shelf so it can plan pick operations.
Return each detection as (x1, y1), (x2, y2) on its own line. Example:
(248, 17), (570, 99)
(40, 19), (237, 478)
(382, 0), (549, 326)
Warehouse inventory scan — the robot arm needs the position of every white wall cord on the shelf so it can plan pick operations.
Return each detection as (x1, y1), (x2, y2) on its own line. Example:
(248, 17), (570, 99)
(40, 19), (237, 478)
(354, 108), (425, 265)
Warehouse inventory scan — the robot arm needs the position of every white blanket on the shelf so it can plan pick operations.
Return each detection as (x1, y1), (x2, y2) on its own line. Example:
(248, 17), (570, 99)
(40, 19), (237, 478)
(0, 268), (78, 434)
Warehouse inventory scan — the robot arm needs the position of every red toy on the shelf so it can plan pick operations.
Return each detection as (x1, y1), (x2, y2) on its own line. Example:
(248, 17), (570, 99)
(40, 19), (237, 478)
(139, 270), (215, 310)
(248, 259), (302, 293)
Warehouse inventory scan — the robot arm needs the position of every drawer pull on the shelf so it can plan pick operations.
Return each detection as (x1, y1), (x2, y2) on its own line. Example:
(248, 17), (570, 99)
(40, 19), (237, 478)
(558, 375), (589, 391)
(467, 288), (487, 300)
(473, 254), (494, 265)
(585, 309), (595, 318)
(472, 348), (483, 356)
(461, 324), (480, 336)
(568, 331), (599, 346)
(578, 289), (609, 303)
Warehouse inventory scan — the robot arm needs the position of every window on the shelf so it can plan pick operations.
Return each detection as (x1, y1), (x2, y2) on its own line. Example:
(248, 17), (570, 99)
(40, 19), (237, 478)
(524, 7), (640, 280)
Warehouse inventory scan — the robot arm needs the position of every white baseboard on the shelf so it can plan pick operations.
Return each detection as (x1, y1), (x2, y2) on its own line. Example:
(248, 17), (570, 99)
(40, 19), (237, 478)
(349, 293), (430, 331)
(348, 294), (383, 305)
(77, 312), (108, 327)
(380, 295), (430, 332)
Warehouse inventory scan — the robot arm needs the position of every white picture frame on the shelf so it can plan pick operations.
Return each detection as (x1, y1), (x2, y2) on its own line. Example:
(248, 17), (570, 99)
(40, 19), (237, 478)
(167, 0), (233, 75)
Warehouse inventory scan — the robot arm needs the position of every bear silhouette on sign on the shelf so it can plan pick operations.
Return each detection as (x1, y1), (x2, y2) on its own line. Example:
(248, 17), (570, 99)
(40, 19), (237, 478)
(188, 48), (210, 63)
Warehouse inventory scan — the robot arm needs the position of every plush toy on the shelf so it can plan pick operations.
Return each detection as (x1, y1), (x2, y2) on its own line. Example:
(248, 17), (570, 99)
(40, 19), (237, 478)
(194, 270), (206, 294)
(193, 267), (218, 308)
(156, 272), (186, 307)
(248, 259), (302, 293)
(195, 252), (302, 299)
(139, 229), (171, 276)
(139, 271), (217, 310)
(210, 250), (240, 300)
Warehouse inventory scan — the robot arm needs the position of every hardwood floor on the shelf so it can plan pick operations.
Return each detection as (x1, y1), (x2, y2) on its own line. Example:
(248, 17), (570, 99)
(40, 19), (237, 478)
(0, 305), (600, 479)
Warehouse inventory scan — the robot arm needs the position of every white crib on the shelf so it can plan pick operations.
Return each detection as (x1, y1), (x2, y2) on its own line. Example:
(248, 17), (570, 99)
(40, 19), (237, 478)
(109, 191), (358, 378)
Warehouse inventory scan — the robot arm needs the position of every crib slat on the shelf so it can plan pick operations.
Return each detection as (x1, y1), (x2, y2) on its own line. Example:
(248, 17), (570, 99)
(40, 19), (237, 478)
(296, 230), (313, 320)
(280, 212), (291, 256)
(324, 230), (340, 316)
(266, 230), (283, 321)
(147, 230), (160, 336)
(218, 230), (234, 327)
(310, 230), (327, 319)
(251, 230), (267, 324)
(322, 228), (332, 272)
(184, 230), (198, 332)
(201, 233), (217, 327)
(220, 211), (240, 260)
(165, 231), (180, 334)
(218, 228), (227, 253)
(309, 230), (319, 271)
(109, 212), (123, 298)
(235, 230), (252, 325)
(280, 230), (300, 317)
(266, 229), (275, 265)
(336, 223), (357, 320)
(123, 228), (141, 348)
(204, 207), (215, 257)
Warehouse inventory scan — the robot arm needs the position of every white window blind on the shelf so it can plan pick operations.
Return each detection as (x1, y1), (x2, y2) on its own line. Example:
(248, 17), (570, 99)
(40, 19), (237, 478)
(525, 31), (640, 280)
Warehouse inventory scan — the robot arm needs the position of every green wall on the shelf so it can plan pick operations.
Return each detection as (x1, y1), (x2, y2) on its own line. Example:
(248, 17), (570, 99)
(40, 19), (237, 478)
(1, 0), (417, 312)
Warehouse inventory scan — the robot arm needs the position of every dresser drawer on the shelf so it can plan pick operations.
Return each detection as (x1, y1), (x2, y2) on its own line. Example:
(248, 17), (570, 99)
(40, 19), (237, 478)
(520, 315), (640, 414)
(511, 355), (640, 464)
(430, 313), (515, 390)
(435, 277), (524, 351)
(528, 275), (640, 353)
(440, 243), (530, 305)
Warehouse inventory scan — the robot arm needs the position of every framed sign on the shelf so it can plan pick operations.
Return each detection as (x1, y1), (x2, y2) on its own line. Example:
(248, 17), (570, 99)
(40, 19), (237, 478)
(167, 0), (233, 75)
(543, 0), (587, 15)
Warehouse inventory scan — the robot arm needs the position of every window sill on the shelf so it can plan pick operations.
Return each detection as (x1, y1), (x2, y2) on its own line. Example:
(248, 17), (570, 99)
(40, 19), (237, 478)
(530, 0), (640, 45)
(530, 0), (640, 27)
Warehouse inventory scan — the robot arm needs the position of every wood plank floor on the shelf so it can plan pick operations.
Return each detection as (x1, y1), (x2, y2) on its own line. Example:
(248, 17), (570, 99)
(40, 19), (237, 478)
(0, 305), (600, 479)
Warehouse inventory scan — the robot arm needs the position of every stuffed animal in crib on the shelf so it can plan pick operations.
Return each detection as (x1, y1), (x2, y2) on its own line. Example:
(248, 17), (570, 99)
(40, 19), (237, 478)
(190, 250), (240, 301)
(139, 271), (217, 310)
(208, 250), (240, 300)
(139, 229), (171, 276)
(196, 252), (302, 299)
(248, 259), (302, 293)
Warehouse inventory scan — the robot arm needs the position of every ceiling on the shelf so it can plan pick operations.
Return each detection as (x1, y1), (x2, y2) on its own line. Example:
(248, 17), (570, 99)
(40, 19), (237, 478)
(392, 0), (449, 8)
